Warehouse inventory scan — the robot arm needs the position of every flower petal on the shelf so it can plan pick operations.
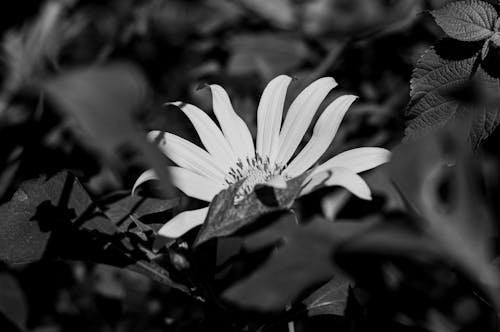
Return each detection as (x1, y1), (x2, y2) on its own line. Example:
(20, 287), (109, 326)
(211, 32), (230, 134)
(283, 95), (357, 178)
(158, 207), (209, 238)
(132, 169), (158, 195)
(148, 131), (226, 182)
(168, 102), (237, 171)
(301, 167), (372, 200)
(276, 77), (338, 165)
(313, 147), (391, 175)
(169, 166), (225, 202)
(209, 84), (255, 160)
(256, 75), (292, 162)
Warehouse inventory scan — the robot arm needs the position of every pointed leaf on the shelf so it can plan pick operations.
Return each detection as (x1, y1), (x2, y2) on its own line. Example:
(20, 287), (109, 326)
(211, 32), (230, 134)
(194, 174), (307, 246)
(431, 0), (497, 42)
(302, 275), (352, 317)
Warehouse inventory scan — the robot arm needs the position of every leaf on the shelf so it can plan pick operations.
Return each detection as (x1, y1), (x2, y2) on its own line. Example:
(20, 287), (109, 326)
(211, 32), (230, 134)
(0, 272), (27, 331)
(0, 171), (111, 264)
(390, 130), (499, 297)
(431, 0), (497, 41)
(227, 33), (308, 78)
(405, 46), (500, 147)
(194, 174), (307, 246)
(1, 1), (79, 92)
(43, 63), (172, 195)
(223, 218), (374, 311)
(100, 192), (179, 239)
(0, 172), (191, 295)
(301, 0), (420, 37)
(301, 275), (352, 317)
(238, 0), (295, 28)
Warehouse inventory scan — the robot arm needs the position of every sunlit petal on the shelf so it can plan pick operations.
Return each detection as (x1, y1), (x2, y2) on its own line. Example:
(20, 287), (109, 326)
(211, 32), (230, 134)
(169, 166), (225, 202)
(283, 95), (357, 178)
(256, 75), (292, 162)
(209, 84), (255, 160)
(148, 131), (226, 182)
(301, 167), (372, 200)
(158, 207), (209, 238)
(168, 102), (237, 171)
(132, 169), (158, 195)
(313, 147), (391, 175)
(276, 77), (337, 165)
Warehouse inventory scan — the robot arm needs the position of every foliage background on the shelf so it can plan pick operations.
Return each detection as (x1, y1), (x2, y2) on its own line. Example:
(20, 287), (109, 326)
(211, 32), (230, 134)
(1, 0), (500, 331)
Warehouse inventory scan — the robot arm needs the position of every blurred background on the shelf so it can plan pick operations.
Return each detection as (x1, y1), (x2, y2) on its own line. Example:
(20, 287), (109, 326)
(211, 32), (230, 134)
(1, 0), (499, 331)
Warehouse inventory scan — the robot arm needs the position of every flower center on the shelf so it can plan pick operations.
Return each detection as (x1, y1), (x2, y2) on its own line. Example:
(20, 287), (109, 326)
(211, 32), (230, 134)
(226, 155), (285, 203)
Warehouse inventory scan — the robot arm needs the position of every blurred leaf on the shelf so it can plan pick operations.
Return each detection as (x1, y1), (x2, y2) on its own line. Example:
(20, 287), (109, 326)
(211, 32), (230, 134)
(1, 1), (79, 92)
(194, 174), (307, 246)
(301, 0), (419, 37)
(149, 0), (241, 41)
(238, 0), (295, 28)
(431, 0), (497, 42)
(301, 275), (352, 317)
(93, 265), (126, 299)
(390, 130), (500, 299)
(43, 63), (172, 194)
(227, 34), (308, 79)
(0, 272), (27, 330)
(0, 171), (190, 294)
(405, 46), (500, 147)
(242, 212), (298, 252)
(223, 218), (373, 311)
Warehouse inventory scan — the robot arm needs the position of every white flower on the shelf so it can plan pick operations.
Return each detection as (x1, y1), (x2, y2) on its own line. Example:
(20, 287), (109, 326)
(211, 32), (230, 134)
(133, 75), (391, 238)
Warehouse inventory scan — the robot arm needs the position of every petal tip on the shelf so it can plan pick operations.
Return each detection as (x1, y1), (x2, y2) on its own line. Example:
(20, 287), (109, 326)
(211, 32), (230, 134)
(158, 208), (208, 238)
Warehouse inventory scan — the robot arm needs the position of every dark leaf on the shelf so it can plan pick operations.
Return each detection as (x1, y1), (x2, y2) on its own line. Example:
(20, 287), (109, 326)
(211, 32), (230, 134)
(301, 274), (352, 317)
(431, 0), (497, 42)
(0, 272), (27, 330)
(1, 1), (79, 92)
(223, 218), (374, 311)
(194, 174), (307, 246)
(0, 172), (191, 294)
(0, 171), (112, 264)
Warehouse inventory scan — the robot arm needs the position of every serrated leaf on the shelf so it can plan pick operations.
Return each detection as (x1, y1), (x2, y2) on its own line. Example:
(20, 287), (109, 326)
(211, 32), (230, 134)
(194, 174), (307, 246)
(431, 0), (497, 41)
(301, 275), (352, 317)
(406, 46), (500, 147)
